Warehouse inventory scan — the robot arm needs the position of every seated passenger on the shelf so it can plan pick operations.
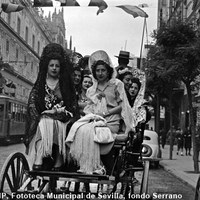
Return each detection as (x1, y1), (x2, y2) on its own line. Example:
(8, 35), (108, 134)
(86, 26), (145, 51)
(116, 67), (133, 98)
(128, 76), (151, 166)
(78, 74), (93, 117)
(24, 43), (78, 171)
(117, 67), (150, 167)
(116, 67), (133, 132)
(72, 66), (83, 101)
(66, 50), (133, 175)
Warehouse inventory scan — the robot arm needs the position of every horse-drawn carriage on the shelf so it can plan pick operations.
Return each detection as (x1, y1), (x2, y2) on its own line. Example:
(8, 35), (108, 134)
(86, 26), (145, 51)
(0, 129), (151, 200)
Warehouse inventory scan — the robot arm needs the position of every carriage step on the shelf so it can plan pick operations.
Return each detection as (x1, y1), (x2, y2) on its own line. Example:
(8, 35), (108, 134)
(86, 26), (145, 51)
(126, 151), (141, 156)
(123, 167), (144, 172)
(28, 170), (112, 181)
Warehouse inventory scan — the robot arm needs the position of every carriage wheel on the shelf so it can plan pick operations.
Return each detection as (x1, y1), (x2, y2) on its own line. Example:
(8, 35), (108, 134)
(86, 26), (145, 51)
(0, 152), (30, 199)
(195, 175), (200, 200)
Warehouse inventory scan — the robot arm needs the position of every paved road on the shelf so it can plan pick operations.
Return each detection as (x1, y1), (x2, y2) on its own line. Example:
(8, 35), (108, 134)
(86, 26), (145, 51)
(0, 143), (26, 170)
(148, 167), (195, 200)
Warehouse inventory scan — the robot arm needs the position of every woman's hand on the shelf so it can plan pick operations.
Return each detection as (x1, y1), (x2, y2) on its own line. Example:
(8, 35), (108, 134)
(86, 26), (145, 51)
(42, 109), (56, 114)
(96, 92), (105, 100)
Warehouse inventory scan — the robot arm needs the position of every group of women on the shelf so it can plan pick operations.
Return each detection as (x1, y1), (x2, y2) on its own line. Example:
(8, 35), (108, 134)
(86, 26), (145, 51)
(24, 43), (149, 175)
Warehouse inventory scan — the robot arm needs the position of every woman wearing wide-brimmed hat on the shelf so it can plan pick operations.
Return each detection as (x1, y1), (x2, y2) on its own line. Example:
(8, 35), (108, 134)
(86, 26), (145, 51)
(66, 50), (133, 175)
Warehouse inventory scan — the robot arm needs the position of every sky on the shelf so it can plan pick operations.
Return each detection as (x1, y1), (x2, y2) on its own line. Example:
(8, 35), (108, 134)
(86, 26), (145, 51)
(42, 0), (158, 66)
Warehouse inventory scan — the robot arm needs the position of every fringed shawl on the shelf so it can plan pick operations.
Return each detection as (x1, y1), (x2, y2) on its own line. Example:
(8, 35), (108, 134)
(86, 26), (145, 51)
(131, 67), (147, 125)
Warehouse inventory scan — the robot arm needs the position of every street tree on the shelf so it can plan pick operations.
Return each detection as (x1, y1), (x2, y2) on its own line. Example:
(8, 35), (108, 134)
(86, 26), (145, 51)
(146, 21), (200, 172)
(145, 44), (180, 160)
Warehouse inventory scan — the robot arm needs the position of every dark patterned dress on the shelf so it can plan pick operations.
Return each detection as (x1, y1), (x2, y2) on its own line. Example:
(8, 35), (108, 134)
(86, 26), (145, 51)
(28, 83), (71, 165)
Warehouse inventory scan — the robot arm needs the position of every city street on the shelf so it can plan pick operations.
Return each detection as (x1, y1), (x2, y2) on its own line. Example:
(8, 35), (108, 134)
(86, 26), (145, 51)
(0, 143), (195, 199)
(0, 143), (26, 169)
(148, 167), (195, 200)
(0, 1), (200, 199)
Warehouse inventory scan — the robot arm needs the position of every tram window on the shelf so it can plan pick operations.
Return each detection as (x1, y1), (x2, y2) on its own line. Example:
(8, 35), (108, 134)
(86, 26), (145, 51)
(0, 104), (4, 119)
(20, 105), (23, 122)
(8, 102), (11, 113)
(11, 102), (14, 119)
(16, 104), (20, 121)
(22, 106), (27, 122)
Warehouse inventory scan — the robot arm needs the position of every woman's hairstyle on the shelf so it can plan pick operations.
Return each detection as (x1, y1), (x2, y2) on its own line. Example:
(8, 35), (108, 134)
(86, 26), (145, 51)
(73, 66), (84, 92)
(117, 67), (133, 81)
(30, 43), (77, 115)
(73, 66), (83, 74)
(83, 74), (92, 80)
(77, 56), (89, 69)
(131, 77), (141, 91)
(91, 60), (114, 80)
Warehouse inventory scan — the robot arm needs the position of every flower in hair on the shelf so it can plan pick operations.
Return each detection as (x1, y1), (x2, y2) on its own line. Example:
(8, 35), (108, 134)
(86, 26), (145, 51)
(118, 68), (131, 75)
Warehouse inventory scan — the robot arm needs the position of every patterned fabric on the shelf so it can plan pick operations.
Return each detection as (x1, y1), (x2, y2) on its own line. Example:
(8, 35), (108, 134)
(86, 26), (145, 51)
(27, 84), (71, 165)
(45, 84), (61, 110)
(131, 67), (147, 126)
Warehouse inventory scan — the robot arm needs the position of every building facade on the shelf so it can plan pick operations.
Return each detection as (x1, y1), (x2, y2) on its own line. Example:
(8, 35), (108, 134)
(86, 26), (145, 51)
(158, 0), (199, 28)
(0, 0), (67, 103)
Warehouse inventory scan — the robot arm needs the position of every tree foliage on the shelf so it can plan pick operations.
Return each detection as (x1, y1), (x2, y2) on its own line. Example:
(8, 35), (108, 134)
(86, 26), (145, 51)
(145, 21), (200, 96)
(145, 20), (200, 171)
(153, 21), (200, 84)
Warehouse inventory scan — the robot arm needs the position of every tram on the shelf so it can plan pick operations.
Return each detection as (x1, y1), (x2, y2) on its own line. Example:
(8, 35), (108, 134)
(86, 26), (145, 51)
(0, 94), (27, 145)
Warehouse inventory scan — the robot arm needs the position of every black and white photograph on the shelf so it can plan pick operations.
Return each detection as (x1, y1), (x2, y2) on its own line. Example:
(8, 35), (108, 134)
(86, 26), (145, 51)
(0, 0), (198, 199)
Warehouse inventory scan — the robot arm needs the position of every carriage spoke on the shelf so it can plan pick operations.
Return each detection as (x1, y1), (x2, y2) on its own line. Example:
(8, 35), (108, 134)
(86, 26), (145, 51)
(19, 165), (25, 187)
(16, 158), (21, 184)
(10, 160), (17, 189)
(0, 152), (30, 194)
(5, 173), (14, 192)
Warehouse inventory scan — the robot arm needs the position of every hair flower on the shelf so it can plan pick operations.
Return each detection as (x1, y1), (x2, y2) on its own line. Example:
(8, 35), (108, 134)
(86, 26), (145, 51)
(118, 68), (131, 75)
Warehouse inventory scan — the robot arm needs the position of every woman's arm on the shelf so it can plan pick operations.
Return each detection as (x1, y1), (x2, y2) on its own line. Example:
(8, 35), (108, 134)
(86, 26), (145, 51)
(27, 88), (41, 120)
(103, 105), (122, 118)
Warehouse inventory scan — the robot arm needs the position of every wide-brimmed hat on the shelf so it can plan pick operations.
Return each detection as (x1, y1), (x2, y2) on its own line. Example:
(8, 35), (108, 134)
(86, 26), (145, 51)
(89, 50), (112, 69)
(115, 50), (133, 60)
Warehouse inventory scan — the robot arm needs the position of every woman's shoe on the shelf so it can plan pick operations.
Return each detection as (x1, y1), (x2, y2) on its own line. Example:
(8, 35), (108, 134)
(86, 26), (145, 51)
(93, 166), (106, 175)
(77, 169), (84, 173)
(32, 164), (43, 171)
(52, 166), (64, 172)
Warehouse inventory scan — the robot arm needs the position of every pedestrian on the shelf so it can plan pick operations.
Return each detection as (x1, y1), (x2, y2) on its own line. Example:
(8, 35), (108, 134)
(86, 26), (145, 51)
(184, 126), (192, 156)
(175, 128), (184, 156)
(24, 43), (78, 171)
(115, 50), (133, 71)
(160, 128), (166, 149)
(66, 50), (133, 175)
(167, 126), (176, 150)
